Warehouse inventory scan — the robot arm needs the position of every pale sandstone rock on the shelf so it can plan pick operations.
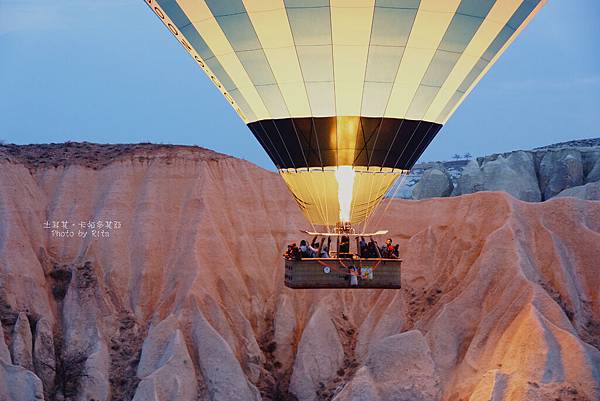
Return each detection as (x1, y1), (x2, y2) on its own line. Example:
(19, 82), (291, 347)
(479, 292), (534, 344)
(136, 315), (179, 377)
(584, 151), (600, 183)
(453, 160), (484, 196)
(273, 293), (297, 368)
(0, 320), (10, 364)
(61, 263), (103, 354)
(0, 314), (43, 400)
(331, 367), (381, 401)
(290, 306), (345, 401)
(356, 292), (405, 360)
(480, 303), (600, 401)
(77, 339), (111, 401)
(133, 320), (197, 401)
(33, 317), (55, 396)
(455, 151), (541, 201)
(0, 361), (44, 401)
(468, 370), (508, 401)
(412, 165), (454, 199)
(190, 303), (262, 401)
(483, 151), (541, 201)
(0, 162), (54, 322)
(555, 180), (600, 200)
(539, 149), (584, 199)
(0, 147), (599, 401)
(227, 306), (264, 383)
(335, 331), (441, 401)
(11, 312), (33, 371)
(61, 262), (111, 401)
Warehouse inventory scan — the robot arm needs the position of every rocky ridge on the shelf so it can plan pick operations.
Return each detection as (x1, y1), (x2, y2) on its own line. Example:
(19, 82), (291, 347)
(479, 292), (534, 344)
(0, 142), (230, 170)
(406, 138), (600, 201)
(0, 142), (599, 401)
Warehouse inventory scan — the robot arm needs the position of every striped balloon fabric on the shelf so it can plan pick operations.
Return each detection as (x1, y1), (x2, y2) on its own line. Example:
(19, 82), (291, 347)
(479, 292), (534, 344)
(146, 0), (545, 227)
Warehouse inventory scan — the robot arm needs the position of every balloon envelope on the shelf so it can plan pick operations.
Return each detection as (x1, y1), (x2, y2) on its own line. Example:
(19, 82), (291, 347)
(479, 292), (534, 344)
(146, 0), (545, 226)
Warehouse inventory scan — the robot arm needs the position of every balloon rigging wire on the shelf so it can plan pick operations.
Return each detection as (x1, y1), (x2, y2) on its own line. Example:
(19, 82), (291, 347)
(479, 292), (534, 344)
(368, 172), (408, 233)
(290, 119), (323, 234)
(360, 117), (389, 233)
(362, 170), (400, 233)
(361, 175), (385, 234)
(360, 167), (383, 234)
(361, 118), (407, 234)
(261, 123), (320, 234)
(297, 171), (325, 233)
(307, 118), (332, 233)
(322, 169), (332, 233)
(362, 121), (423, 232)
(367, 123), (437, 231)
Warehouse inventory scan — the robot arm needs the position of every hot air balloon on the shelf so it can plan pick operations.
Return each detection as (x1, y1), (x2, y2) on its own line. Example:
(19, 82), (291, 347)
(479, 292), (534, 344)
(145, 0), (545, 288)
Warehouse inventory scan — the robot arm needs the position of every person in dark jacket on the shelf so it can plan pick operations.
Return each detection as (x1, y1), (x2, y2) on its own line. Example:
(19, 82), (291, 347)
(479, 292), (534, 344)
(366, 240), (378, 258)
(338, 235), (351, 258)
(299, 239), (318, 258)
(358, 236), (367, 257)
(382, 238), (395, 258)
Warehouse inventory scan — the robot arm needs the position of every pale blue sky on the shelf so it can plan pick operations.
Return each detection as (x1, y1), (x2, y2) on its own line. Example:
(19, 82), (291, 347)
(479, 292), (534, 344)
(1, 0), (599, 169)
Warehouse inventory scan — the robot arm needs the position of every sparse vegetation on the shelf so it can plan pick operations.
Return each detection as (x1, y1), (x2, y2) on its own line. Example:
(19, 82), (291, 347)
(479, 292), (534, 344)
(0, 142), (230, 171)
(257, 315), (298, 401)
(49, 266), (72, 301)
(38, 336), (93, 401)
(108, 313), (144, 401)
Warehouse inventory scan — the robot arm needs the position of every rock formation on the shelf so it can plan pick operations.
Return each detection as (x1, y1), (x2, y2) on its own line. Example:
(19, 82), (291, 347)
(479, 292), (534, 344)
(33, 318), (56, 398)
(410, 138), (600, 201)
(0, 363), (44, 401)
(334, 330), (441, 401)
(538, 148), (584, 200)
(11, 312), (34, 371)
(0, 321), (10, 364)
(132, 316), (197, 401)
(289, 306), (345, 400)
(454, 151), (541, 201)
(0, 143), (599, 401)
(412, 164), (454, 200)
(585, 155), (600, 183)
(556, 181), (600, 201)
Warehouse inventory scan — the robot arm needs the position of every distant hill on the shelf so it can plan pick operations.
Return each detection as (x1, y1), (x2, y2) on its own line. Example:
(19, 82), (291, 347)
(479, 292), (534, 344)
(396, 137), (600, 201)
(533, 137), (600, 150)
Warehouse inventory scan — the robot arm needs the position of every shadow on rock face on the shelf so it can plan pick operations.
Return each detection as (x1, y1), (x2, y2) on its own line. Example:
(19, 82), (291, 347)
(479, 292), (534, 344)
(0, 145), (598, 401)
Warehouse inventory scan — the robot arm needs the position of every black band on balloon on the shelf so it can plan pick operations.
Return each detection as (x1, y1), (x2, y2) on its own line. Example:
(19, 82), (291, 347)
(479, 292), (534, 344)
(247, 116), (442, 171)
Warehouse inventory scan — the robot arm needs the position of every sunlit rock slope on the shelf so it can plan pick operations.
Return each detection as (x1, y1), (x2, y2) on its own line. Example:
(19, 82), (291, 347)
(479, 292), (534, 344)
(0, 143), (599, 401)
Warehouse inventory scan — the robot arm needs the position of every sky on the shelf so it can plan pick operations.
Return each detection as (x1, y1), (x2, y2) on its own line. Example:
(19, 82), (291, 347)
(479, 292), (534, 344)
(1, 0), (599, 170)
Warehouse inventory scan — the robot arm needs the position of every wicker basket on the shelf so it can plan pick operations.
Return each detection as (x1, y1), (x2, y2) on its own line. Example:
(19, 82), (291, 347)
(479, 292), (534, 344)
(284, 258), (401, 289)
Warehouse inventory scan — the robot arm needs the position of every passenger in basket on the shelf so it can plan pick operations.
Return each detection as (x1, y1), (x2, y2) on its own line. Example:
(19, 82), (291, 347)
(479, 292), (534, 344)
(359, 236), (368, 257)
(349, 266), (359, 287)
(382, 238), (396, 258)
(339, 235), (351, 258)
(299, 239), (317, 258)
(283, 245), (293, 259)
(290, 243), (301, 260)
(393, 243), (400, 258)
(284, 243), (301, 260)
(320, 237), (332, 258)
(366, 240), (378, 258)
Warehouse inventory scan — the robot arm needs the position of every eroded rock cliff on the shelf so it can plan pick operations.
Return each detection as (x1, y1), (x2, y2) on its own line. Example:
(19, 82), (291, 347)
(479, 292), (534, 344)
(0, 143), (599, 401)
(406, 138), (600, 201)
